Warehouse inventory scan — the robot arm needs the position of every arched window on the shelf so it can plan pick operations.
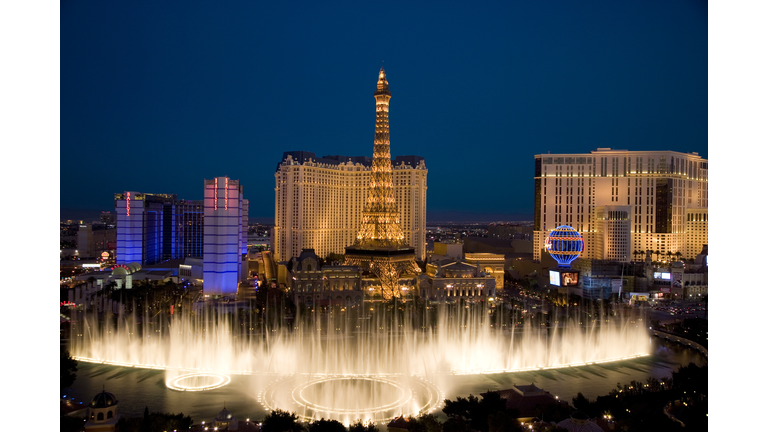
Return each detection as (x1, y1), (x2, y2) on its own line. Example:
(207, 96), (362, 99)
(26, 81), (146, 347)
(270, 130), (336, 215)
(97, 412), (104, 421)
(107, 411), (113, 419)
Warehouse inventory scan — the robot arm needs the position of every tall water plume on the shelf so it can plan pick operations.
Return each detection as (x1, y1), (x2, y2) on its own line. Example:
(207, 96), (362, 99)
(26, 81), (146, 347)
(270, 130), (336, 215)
(71, 299), (649, 377)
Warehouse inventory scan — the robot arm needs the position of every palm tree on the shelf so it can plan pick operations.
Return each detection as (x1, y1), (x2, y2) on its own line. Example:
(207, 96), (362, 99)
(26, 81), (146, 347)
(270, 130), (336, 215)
(654, 250), (661, 262)
(666, 251), (673, 262)
(675, 251), (683, 262)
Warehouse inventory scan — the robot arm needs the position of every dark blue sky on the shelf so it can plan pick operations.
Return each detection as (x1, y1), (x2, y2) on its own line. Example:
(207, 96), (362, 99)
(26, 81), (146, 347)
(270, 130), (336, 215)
(61, 0), (707, 221)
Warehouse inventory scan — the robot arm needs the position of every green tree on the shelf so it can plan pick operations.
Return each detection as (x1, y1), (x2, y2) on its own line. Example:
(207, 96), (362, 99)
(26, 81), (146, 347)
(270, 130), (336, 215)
(262, 409), (304, 432)
(60, 415), (85, 432)
(442, 417), (469, 432)
(307, 418), (345, 432)
(487, 411), (522, 432)
(442, 392), (511, 432)
(60, 348), (78, 389)
(408, 413), (443, 432)
(115, 412), (192, 432)
(572, 392), (591, 414)
(534, 401), (573, 424)
(348, 420), (378, 432)
(324, 252), (345, 265)
(672, 362), (707, 396)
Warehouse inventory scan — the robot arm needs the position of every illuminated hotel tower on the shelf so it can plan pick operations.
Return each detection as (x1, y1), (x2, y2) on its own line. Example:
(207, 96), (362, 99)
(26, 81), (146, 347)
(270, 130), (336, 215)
(115, 192), (204, 266)
(533, 148), (708, 262)
(345, 68), (420, 299)
(203, 176), (248, 296)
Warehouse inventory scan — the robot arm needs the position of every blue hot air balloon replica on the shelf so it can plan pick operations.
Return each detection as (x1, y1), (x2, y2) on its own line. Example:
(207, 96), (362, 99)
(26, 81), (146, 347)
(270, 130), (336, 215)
(545, 225), (584, 268)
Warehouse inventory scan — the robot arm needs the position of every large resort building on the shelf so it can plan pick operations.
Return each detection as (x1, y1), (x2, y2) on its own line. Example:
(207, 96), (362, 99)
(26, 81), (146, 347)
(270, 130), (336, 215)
(114, 176), (249, 296)
(533, 148), (708, 263)
(273, 97), (428, 263)
(274, 68), (427, 301)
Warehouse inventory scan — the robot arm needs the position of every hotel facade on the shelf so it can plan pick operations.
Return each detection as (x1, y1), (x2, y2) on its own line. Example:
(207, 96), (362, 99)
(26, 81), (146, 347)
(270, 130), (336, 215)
(203, 176), (249, 295)
(533, 148), (708, 262)
(115, 193), (205, 266)
(114, 176), (249, 296)
(273, 151), (427, 262)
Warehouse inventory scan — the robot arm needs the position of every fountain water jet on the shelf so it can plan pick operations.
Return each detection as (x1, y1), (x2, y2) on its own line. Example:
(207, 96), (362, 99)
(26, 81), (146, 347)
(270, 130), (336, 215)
(70, 299), (649, 422)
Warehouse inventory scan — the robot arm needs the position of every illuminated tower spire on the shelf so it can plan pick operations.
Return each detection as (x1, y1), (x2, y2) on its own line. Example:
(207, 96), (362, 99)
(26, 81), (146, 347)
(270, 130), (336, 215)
(354, 68), (406, 247)
(346, 68), (420, 300)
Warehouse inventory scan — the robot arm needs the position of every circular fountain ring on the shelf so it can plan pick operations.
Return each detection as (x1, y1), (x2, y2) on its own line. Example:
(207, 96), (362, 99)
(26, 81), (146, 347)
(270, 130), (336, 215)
(260, 375), (443, 424)
(166, 372), (231, 391)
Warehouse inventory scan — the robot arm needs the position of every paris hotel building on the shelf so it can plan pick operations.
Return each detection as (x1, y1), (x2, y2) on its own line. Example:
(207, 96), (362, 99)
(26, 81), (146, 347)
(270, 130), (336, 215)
(533, 148), (708, 262)
(273, 151), (427, 263)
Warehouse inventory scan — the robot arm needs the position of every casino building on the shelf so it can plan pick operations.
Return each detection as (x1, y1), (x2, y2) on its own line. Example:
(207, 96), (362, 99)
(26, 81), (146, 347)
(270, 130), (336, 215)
(533, 148), (708, 262)
(114, 176), (249, 295)
(273, 70), (427, 264)
(273, 152), (427, 263)
(115, 192), (205, 266)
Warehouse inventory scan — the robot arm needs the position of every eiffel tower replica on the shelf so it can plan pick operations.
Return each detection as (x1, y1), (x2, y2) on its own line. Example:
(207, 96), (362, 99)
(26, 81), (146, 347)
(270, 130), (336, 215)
(345, 68), (421, 300)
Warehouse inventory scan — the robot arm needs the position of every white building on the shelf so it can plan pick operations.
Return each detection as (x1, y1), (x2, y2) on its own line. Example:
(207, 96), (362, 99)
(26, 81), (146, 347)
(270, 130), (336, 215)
(273, 152), (427, 262)
(533, 148), (708, 262)
(422, 258), (497, 302)
(203, 176), (248, 296)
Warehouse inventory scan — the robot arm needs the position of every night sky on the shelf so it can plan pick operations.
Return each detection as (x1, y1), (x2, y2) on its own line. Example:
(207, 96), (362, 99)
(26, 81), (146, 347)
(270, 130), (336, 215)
(60, 1), (707, 221)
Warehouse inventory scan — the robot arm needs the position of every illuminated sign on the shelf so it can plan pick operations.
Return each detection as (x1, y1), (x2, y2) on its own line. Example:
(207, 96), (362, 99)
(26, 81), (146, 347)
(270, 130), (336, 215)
(214, 178), (218, 210)
(550, 269), (579, 287)
(225, 177), (228, 210)
(544, 226), (584, 268)
(101, 252), (110, 260)
(126, 191), (131, 216)
(654, 272), (671, 280)
(549, 270), (560, 286)
(82, 264), (102, 268)
(561, 272), (579, 287)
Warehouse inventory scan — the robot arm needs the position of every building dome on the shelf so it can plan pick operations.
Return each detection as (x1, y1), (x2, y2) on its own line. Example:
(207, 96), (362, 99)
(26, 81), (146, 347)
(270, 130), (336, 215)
(90, 391), (117, 408)
(216, 407), (233, 421)
(111, 262), (141, 276)
(556, 411), (604, 432)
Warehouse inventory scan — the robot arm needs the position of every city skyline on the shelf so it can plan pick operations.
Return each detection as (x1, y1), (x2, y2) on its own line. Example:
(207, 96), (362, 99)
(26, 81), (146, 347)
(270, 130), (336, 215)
(61, 1), (707, 220)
